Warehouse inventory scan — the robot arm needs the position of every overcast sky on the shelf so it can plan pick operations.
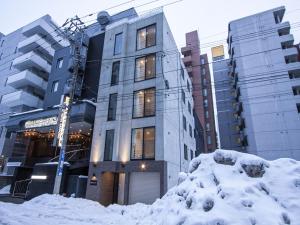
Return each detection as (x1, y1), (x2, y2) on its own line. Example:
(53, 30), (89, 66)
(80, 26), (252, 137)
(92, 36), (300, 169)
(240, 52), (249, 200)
(1, 0), (299, 56)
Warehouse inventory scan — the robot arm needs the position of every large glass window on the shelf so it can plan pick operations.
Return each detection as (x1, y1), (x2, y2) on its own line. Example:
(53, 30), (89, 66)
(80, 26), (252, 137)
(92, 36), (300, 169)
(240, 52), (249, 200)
(111, 61), (120, 86)
(114, 33), (123, 55)
(108, 93), (117, 121)
(104, 129), (114, 161)
(135, 54), (156, 81)
(137, 24), (156, 50)
(131, 127), (155, 160)
(133, 88), (155, 118)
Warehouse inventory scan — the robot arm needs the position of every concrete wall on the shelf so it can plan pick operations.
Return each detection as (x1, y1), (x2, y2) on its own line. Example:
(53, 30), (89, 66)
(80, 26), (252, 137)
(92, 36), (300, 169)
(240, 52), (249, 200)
(228, 6), (300, 159)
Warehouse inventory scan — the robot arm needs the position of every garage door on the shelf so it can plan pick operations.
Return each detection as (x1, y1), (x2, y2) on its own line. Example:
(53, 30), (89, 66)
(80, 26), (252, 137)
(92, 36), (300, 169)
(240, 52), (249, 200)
(128, 172), (160, 204)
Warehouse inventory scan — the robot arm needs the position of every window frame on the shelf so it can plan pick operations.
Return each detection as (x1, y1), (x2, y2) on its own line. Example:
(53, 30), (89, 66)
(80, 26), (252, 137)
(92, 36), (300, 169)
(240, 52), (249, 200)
(114, 32), (123, 55)
(136, 24), (156, 50)
(107, 93), (118, 121)
(130, 126), (155, 160)
(134, 54), (156, 82)
(132, 87), (156, 119)
(111, 61), (120, 86)
(56, 57), (64, 69)
(104, 129), (115, 161)
(51, 80), (59, 93)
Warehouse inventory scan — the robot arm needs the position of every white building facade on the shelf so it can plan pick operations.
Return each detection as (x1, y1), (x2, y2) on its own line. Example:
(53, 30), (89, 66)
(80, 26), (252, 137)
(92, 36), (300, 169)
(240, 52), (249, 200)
(86, 10), (196, 205)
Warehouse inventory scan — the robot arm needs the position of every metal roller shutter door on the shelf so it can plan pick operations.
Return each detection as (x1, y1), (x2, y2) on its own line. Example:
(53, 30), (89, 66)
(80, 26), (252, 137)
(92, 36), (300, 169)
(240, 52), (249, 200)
(128, 172), (160, 204)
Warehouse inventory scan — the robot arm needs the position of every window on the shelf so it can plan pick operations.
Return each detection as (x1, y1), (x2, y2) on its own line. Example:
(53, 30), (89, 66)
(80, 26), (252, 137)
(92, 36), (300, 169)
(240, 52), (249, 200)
(203, 88), (208, 96)
(204, 99), (208, 107)
(292, 86), (300, 95)
(135, 54), (156, 81)
(297, 103), (300, 113)
(205, 110), (209, 118)
(114, 33), (123, 55)
(289, 71), (300, 79)
(188, 101), (191, 114)
(207, 135), (212, 145)
(131, 127), (155, 160)
(181, 89), (185, 103)
(206, 123), (210, 131)
(51, 81), (59, 92)
(189, 124), (193, 137)
(133, 88), (155, 118)
(201, 58), (205, 65)
(111, 61), (120, 85)
(56, 58), (63, 69)
(181, 66), (184, 79)
(190, 150), (194, 159)
(137, 24), (156, 50)
(108, 93), (118, 121)
(203, 78), (207, 86)
(104, 129), (114, 161)
(202, 68), (206, 75)
(183, 115), (187, 130)
(184, 144), (188, 160)
(187, 80), (190, 92)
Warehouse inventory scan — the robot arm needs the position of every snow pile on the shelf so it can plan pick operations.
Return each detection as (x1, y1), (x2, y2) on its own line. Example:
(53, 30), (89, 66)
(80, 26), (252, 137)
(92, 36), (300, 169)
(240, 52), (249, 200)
(0, 150), (300, 225)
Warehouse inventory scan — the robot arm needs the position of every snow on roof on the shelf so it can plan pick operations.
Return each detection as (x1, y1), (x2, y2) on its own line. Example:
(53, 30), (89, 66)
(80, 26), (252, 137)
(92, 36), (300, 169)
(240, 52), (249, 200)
(0, 149), (299, 225)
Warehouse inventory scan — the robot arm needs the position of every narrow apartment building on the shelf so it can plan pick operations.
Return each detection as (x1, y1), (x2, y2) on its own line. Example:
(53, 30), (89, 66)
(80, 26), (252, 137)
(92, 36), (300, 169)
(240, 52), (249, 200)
(181, 31), (217, 153)
(213, 6), (300, 160)
(86, 9), (196, 205)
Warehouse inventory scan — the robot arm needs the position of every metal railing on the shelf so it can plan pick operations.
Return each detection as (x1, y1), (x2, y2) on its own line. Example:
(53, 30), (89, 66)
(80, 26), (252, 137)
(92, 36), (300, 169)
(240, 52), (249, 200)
(48, 148), (89, 163)
(12, 178), (32, 199)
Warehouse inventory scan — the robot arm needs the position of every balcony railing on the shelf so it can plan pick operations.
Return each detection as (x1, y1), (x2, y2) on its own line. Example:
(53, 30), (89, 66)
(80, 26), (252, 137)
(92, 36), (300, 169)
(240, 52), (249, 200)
(12, 51), (51, 74)
(6, 70), (47, 92)
(21, 16), (68, 50)
(18, 34), (55, 60)
(1, 90), (43, 108)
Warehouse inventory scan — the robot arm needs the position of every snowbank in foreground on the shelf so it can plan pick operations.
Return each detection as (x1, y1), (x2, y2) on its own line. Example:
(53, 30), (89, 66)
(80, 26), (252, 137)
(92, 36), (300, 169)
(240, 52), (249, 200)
(0, 150), (300, 225)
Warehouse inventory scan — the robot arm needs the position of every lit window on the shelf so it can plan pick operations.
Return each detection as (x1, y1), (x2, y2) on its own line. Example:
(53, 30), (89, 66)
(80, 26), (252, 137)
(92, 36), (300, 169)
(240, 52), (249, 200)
(114, 33), (123, 55)
(133, 88), (155, 118)
(111, 61), (120, 85)
(131, 127), (155, 160)
(104, 129), (114, 161)
(51, 81), (59, 93)
(137, 24), (156, 50)
(56, 58), (63, 69)
(135, 54), (156, 81)
(201, 58), (205, 65)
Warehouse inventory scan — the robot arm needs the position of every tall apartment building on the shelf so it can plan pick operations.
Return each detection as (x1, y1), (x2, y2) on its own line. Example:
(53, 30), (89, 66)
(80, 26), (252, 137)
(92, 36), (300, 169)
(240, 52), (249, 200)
(213, 6), (300, 160)
(181, 31), (217, 153)
(86, 9), (196, 205)
(0, 15), (68, 154)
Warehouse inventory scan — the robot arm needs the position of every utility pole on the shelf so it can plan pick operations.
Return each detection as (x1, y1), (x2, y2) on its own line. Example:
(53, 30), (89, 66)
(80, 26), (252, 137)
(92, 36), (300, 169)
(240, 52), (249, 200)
(53, 16), (88, 194)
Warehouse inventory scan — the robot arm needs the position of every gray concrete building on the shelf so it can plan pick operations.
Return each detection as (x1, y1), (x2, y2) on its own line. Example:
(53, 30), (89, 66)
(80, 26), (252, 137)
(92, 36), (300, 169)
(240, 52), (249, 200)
(0, 15), (68, 154)
(86, 9), (196, 205)
(213, 6), (300, 160)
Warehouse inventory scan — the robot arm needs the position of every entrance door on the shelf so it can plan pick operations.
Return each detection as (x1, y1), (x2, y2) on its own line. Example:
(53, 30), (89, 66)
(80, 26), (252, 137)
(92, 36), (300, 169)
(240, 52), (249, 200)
(100, 172), (119, 206)
(128, 172), (160, 204)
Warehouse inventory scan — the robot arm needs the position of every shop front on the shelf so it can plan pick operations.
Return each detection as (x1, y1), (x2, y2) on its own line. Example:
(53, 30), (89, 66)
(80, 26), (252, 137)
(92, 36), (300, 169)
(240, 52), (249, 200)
(2, 102), (95, 198)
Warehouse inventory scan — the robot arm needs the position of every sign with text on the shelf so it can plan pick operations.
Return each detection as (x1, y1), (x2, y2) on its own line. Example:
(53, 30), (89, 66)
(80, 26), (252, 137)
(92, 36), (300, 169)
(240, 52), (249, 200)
(24, 117), (58, 129)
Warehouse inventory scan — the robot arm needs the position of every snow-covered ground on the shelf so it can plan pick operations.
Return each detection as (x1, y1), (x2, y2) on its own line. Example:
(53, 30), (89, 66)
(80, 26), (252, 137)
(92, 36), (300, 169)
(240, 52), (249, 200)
(0, 150), (299, 225)
(0, 185), (10, 194)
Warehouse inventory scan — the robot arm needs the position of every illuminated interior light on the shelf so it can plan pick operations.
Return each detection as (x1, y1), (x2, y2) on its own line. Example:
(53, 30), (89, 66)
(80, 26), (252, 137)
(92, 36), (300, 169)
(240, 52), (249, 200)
(31, 175), (47, 180)
(141, 163), (146, 170)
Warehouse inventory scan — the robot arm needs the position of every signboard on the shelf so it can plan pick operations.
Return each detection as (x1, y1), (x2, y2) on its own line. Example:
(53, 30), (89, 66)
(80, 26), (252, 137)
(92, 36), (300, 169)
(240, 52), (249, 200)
(24, 117), (57, 129)
(57, 96), (70, 147)
(211, 45), (225, 60)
